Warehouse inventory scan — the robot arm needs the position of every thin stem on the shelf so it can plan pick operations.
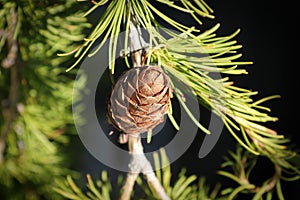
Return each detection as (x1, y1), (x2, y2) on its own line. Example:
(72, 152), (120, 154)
(120, 135), (170, 200)
(143, 169), (170, 200)
(0, 5), (20, 162)
(119, 5), (169, 199)
(239, 155), (282, 194)
(120, 171), (139, 200)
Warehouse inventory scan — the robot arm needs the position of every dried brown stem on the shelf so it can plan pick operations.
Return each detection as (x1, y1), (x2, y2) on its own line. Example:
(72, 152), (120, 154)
(239, 155), (281, 193)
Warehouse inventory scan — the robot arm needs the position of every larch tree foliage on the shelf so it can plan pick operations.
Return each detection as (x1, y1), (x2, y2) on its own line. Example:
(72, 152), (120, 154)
(0, 1), (299, 200)
(0, 0), (90, 199)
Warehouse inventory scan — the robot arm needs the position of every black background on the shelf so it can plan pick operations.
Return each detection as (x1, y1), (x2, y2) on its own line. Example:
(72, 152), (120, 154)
(206, 1), (300, 198)
(70, 1), (300, 199)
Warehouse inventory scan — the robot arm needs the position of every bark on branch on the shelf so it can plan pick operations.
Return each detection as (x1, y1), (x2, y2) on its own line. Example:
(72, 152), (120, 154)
(0, 6), (20, 162)
(120, 135), (170, 200)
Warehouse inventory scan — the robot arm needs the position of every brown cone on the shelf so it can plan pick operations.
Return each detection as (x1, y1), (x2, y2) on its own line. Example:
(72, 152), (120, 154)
(107, 65), (172, 135)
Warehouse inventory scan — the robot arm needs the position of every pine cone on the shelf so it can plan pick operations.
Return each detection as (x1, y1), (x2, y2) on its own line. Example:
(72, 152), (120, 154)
(107, 65), (172, 135)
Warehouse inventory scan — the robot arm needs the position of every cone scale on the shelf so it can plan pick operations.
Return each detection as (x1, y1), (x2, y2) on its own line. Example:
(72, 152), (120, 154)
(107, 65), (172, 137)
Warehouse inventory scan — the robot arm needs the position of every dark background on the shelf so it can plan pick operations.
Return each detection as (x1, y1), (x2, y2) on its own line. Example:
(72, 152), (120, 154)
(206, 1), (300, 198)
(69, 0), (300, 199)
